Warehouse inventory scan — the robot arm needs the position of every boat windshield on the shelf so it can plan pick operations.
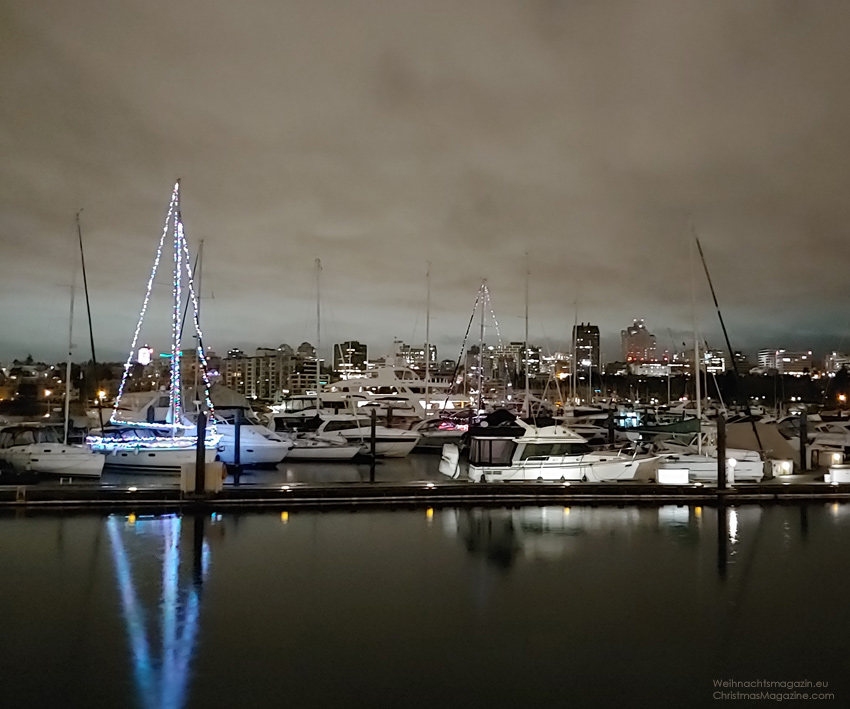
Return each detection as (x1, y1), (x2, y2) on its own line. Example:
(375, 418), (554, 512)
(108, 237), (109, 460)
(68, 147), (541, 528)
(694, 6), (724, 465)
(323, 420), (370, 432)
(519, 442), (592, 460)
(469, 438), (516, 466)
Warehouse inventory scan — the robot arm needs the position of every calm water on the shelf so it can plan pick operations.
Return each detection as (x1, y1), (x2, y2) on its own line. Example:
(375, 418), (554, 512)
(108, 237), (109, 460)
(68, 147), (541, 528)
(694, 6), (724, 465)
(2, 504), (849, 708)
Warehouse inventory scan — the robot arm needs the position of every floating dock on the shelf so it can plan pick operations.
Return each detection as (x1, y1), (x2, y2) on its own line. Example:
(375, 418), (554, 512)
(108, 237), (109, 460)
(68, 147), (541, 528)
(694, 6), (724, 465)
(2, 479), (850, 511)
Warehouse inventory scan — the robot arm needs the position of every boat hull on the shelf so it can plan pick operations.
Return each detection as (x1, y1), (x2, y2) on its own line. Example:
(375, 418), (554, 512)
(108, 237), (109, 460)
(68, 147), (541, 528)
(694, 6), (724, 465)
(4, 445), (104, 478)
(285, 442), (361, 461)
(340, 433), (420, 458)
(102, 446), (217, 473)
(658, 454), (764, 482)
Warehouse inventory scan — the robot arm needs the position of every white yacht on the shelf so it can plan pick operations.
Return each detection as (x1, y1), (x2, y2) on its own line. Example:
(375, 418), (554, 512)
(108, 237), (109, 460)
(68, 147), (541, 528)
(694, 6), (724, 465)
(657, 449), (764, 483)
(268, 413), (420, 457)
(0, 424), (104, 478)
(439, 412), (658, 482)
(320, 365), (470, 420)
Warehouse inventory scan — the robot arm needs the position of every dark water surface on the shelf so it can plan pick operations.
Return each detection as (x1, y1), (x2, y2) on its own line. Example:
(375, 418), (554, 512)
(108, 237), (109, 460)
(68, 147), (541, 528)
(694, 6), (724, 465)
(2, 504), (848, 708)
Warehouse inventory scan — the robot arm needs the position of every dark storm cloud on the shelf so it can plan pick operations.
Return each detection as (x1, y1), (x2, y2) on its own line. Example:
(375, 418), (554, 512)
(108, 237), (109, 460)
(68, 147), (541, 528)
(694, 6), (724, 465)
(2, 0), (850, 362)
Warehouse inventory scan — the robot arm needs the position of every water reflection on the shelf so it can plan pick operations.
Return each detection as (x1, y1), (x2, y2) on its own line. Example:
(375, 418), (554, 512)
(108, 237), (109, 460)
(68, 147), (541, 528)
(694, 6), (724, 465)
(106, 514), (209, 709)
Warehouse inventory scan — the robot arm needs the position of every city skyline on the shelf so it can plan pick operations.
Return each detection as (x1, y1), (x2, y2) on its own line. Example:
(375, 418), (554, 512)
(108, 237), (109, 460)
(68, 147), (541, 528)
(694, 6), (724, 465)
(4, 1), (850, 360)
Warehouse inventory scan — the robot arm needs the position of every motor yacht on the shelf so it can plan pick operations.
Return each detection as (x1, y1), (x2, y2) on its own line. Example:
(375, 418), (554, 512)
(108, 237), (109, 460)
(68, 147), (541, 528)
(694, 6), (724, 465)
(439, 411), (658, 482)
(268, 413), (420, 457)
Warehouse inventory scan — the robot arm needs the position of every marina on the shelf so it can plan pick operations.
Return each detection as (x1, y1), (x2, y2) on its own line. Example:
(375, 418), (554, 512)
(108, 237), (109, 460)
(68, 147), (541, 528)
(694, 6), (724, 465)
(4, 1), (850, 705)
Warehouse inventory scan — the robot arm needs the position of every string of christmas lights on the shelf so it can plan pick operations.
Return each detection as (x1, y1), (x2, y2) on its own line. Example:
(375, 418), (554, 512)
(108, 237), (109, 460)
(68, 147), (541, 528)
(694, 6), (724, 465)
(170, 201), (183, 432)
(112, 184), (179, 424)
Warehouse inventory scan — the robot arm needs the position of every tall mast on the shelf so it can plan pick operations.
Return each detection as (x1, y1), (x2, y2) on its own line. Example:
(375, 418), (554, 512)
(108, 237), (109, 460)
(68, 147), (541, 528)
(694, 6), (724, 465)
(64, 216), (80, 445)
(76, 210), (104, 433)
(523, 253), (530, 417)
(315, 258), (322, 413)
(689, 224), (702, 453)
(194, 239), (204, 399)
(477, 280), (486, 412)
(571, 299), (578, 404)
(425, 262), (431, 418)
(169, 182), (184, 434)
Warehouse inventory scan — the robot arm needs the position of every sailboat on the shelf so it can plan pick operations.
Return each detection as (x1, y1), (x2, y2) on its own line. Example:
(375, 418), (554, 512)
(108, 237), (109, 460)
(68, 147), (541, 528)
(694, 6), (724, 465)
(86, 182), (221, 472)
(0, 213), (104, 478)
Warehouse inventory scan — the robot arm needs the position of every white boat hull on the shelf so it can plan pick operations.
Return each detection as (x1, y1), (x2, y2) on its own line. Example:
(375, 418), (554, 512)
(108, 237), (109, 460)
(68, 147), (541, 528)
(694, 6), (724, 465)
(658, 453), (764, 482)
(339, 432), (420, 458)
(102, 446), (217, 473)
(438, 443), (656, 482)
(4, 444), (104, 478)
(285, 441), (361, 461)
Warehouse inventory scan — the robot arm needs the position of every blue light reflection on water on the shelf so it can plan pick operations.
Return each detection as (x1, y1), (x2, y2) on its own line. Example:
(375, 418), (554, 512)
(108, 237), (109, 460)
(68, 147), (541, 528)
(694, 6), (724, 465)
(106, 514), (208, 709)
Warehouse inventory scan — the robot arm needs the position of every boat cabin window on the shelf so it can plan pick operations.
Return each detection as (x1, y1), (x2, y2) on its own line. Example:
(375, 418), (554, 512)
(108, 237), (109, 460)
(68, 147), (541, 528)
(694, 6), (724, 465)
(280, 399), (314, 413)
(519, 442), (592, 459)
(323, 420), (369, 432)
(469, 438), (516, 466)
(0, 431), (13, 448)
(11, 429), (37, 446)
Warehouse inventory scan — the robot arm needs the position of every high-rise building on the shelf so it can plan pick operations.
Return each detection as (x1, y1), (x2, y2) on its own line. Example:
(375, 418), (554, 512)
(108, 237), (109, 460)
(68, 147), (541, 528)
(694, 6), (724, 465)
(333, 341), (368, 377)
(826, 352), (850, 373)
(573, 323), (600, 372)
(621, 319), (657, 362)
(704, 349), (727, 375)
(395, 341), (438, 371)
(757, 349), (776, 370)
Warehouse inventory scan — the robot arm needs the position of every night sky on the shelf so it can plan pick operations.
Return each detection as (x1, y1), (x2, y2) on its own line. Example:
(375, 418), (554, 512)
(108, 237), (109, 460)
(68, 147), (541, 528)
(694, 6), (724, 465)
(2, 0), (850, 363)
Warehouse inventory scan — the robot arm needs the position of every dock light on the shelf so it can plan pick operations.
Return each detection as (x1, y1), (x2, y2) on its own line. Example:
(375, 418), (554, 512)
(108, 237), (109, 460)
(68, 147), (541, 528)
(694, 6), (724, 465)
(833, 452), (844, 465)
(563, 482), (571, 488)
(128, 486), (138, 492)
(831, 481), (840, 487)
(280, 485), (291, 491)
(425, 482), (435, 489)
(840, 394), (847, 403)
(98, 390), (106, 401)
(728, 458), (738, 468)
(693, 482), (703, 488)
(43, 389), (52, 397)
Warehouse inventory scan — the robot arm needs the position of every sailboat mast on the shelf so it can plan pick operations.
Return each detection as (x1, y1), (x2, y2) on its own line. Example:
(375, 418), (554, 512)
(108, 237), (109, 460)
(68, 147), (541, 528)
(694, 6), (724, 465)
(523, 253), (530, 417)
(64, 222), (79, 445)
(315, 258), (322, 412)
(76, 211), (104, 433)
(425, 262), (431, 418)
(169, 185), (185, 434)
(194, 239), (204, 398)
(477, 280), (486, 412)
(689, 225), (702, 453)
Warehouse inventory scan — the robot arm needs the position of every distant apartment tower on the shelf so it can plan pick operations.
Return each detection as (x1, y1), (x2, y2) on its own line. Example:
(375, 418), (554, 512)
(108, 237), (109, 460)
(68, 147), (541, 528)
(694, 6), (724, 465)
(333, 341), (368, 377)
(704, 349), (727, 375)
(573, 323), (600, 372)
(826, 352), (850, 373)
(758, 349), (813, 375)
(396, 341), (438, 371)
(757, 349), (777, 370)
(775, 350), (813, 376)
(621, 319), (657, 362)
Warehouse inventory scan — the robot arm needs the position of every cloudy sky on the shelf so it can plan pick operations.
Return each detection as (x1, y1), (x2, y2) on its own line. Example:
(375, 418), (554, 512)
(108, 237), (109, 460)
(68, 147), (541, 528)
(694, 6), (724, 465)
(2, 0), (850, 364)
